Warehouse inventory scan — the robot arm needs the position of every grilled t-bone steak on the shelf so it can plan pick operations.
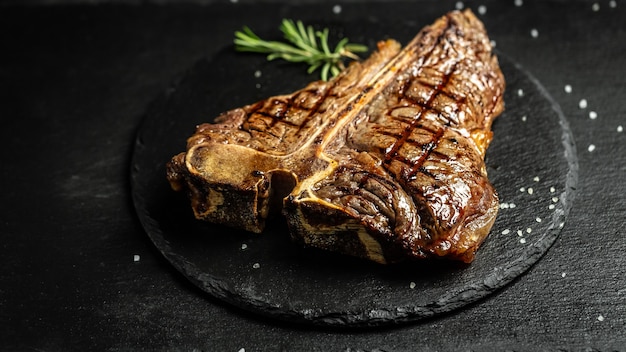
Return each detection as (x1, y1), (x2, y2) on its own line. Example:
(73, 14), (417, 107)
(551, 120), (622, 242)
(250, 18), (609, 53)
(167, 9), (505, 264)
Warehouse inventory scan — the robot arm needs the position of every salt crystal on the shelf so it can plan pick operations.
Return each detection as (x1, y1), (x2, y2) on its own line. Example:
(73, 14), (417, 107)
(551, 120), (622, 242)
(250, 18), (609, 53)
(589, 111), (597, 119)
(564, 84), (572, 93)
(526, 227), (532, 234)
(549, 204), (556, 210)
(588, 144), (596, 152)
(241, 243), (248, 250)
(517, 88), (524, 97)
(597, 315), (605, 322)
(514, 0), (523, 7)
(455, 1), (464, 10)
(332, 5), (342, 14)
(254, 70), (262, 78)
(517, 230), (523, 237)
(490, 40), (497, 48)
(527, 187), (534, 195)
(592, 3), (600, 11)
(239, 349), (246, 352)
(520, 238), (527, 244)
(255, 83), (261, 89)
(502, 229), (511, 235)
(536, 217), (542, 223)
(409, 281), (416, 289)
(559, 222), (565, 228)
(133, 254), (140, 262)
(509, 203), (516, 208)
(521, 115), (527, 122)
(579, 99), (588, 109)
(478, 5), (487, 15)
(230, 0), (238, 3)
(533, 176), (540, 182)
(530, 28), (539, 38)
(609, 0), (617, 8)
(550, 186), (556, 193)
(552, 197), (559, 203)
(617, 125), (623, 133)
(252, 263), (261, 269)
(520, 187), (526, 192)
(561, 272), (567, 278)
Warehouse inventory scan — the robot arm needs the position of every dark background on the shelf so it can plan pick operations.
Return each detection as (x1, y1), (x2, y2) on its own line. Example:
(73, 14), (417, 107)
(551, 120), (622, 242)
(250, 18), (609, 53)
(1, 0), (625, 350)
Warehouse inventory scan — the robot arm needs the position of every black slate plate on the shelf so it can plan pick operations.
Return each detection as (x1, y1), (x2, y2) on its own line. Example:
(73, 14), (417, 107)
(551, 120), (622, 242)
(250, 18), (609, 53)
(130, 24), (578, 328)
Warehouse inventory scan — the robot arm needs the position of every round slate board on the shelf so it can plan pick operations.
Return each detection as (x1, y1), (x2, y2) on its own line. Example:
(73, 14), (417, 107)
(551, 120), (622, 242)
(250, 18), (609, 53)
(130, 31), (578, 327)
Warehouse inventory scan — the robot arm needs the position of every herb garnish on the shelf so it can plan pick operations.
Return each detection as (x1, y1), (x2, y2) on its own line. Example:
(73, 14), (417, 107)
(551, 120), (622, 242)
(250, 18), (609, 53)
(234, 19), (368, 81)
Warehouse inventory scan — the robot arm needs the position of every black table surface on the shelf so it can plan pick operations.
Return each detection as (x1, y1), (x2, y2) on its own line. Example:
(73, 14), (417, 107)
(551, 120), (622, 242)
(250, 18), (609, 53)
(1, 0), (625, 350)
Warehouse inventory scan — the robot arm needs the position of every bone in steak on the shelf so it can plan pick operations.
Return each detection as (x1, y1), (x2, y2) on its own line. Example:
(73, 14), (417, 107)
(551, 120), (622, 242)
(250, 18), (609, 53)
(166, 9), (505, 264)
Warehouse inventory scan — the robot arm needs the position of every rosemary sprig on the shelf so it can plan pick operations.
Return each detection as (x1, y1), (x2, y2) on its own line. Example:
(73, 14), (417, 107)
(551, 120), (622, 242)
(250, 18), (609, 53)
(234, 19), (368, 81)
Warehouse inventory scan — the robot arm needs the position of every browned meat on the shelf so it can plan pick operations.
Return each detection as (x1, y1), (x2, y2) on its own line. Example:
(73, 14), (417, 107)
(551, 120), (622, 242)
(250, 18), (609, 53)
(166, 9), (505, 264)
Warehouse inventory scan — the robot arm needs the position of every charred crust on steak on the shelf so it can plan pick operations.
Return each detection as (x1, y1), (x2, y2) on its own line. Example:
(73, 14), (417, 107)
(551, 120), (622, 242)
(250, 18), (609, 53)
(167, 9), (505, 264)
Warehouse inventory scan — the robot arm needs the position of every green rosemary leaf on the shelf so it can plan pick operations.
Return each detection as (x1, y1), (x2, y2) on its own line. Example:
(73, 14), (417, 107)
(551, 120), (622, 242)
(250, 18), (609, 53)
(233, 19), (368, 81)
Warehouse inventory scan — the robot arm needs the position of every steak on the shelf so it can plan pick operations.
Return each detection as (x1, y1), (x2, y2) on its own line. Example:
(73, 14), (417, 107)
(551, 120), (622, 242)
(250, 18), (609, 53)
(166, 9), (505, 264)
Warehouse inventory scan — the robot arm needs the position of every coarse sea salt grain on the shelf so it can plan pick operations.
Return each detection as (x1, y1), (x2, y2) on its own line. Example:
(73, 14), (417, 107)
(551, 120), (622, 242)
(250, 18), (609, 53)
(588, 144), (596, 152)
(589, 111), (598, 119)
(515, 0), (523, 7)
(502, 229), (511, 235)
(478, 5), (487, 15)
(550, 186), (556, 193)
(517, 230), (523, 237)
(592, 3), (600, 11)
(549, 204), (556, 210)
(520, 238), (527, 244)
(552, 197), (559, 203)
(254, 70), (262, 78)
(564, 84), (572, 93)
(617, 125), (623, 133)
(527, 187), (534, 195)
(332, 4), (342, 14)
(241, 243), (248, 250)
(239, 349), (246, 352)
(133, 254), (140, 262)
(410, 281), (416, 289)
(536, 217), (542, 223)
(517, 88), (524, 97)
(530, 28), (539, 38)
(522, 115), (527, 122)
(579, 99), (588, 109)
(533, 176), (540, 182)
(455, 1), (464, 10)
(526, 227), (532, 234)
(597, 315), (605, 322)
(609, 0), (617, 8)
(561, 272), (567, 278)
(252, 263), (261, 269)
(520, 187), (526, 192)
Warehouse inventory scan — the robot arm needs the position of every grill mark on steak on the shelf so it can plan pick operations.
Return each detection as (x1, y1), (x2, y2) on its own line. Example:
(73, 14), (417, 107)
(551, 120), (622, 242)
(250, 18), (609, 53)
(382, 16), (457, 174)
(166, 9), (505, 264)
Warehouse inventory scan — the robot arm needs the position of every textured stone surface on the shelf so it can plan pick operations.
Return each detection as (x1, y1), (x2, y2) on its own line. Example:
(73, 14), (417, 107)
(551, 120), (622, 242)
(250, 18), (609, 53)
(132, 48), (576, 328)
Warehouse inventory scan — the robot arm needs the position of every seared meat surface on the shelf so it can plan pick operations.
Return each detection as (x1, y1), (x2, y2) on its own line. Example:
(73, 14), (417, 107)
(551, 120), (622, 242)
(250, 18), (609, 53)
(167, 9), (505, 264)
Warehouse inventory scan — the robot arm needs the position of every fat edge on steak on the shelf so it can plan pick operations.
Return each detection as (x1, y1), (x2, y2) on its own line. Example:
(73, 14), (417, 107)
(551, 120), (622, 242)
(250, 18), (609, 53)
(166, 9), (505, 264)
